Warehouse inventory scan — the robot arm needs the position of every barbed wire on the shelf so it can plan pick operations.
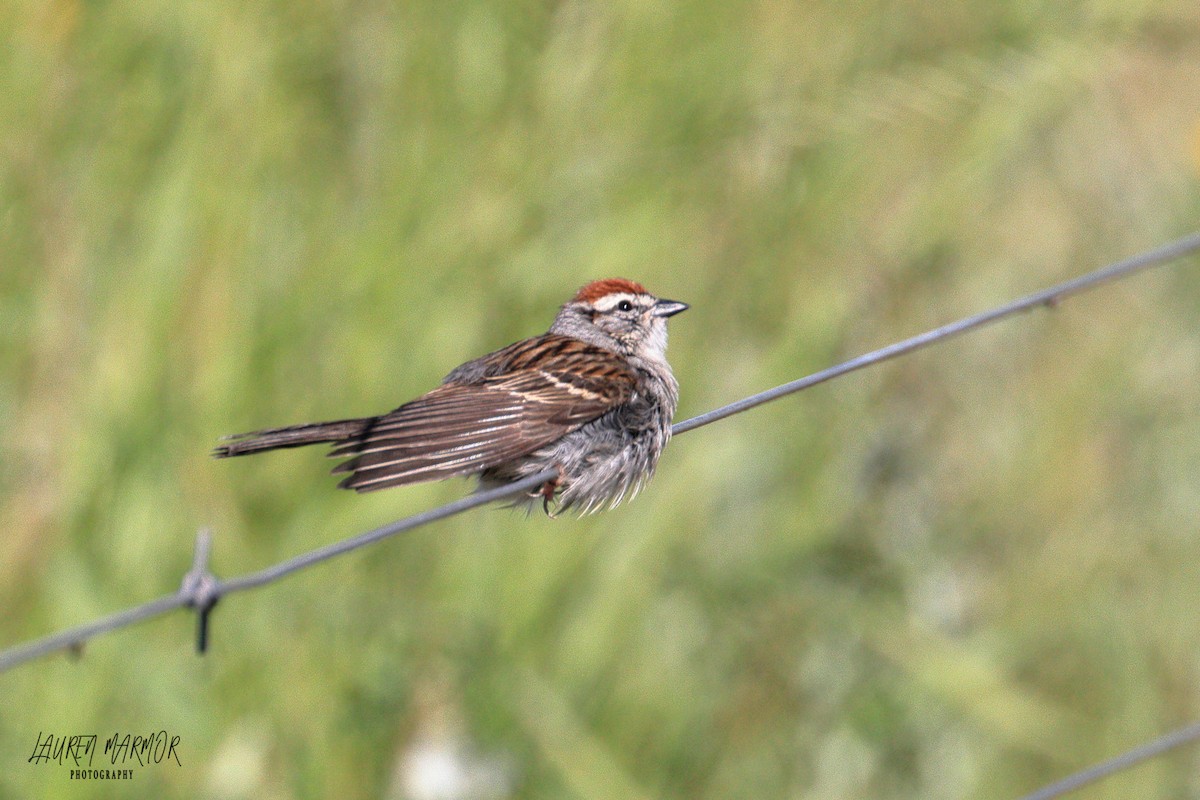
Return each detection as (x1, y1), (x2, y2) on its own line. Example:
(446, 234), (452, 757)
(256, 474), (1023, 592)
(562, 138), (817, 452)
(0, 472), (559, 670)
(4, 231), (1200, 799)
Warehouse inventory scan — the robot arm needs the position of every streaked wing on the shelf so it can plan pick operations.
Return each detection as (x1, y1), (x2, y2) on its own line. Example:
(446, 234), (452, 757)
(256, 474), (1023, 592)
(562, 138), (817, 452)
(331, 341), (635, 492)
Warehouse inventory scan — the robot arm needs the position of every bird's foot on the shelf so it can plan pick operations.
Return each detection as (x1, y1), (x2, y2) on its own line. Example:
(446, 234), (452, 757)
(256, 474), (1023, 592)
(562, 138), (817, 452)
(535, 471), (564, 518)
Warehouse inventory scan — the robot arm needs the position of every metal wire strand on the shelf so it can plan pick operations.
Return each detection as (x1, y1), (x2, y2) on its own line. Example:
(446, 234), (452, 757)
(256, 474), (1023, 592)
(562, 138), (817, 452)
(3, 231), (1199, 673)
(1016, 721), (1200, 800)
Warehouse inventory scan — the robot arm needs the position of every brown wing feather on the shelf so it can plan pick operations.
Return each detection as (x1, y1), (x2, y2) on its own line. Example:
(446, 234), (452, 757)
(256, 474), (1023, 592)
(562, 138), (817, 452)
(332, 341), (635, 492)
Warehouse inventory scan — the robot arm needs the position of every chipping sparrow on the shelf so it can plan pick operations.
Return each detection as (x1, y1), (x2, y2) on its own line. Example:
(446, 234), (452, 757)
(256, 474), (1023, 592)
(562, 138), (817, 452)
(214, 278), (688, 515)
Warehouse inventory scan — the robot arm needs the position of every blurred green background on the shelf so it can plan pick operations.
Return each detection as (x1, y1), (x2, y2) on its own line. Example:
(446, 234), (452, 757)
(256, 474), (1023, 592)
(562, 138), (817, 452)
(3, 0), (1200, 798)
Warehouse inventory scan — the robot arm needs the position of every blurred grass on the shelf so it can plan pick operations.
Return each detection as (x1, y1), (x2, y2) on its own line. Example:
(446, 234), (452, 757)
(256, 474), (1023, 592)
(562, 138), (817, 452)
(3, 0), (1200, 798)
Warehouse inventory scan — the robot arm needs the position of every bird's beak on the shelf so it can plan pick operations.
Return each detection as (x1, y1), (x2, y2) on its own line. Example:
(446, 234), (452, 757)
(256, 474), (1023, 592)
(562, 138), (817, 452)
(652, 299), (689, 318)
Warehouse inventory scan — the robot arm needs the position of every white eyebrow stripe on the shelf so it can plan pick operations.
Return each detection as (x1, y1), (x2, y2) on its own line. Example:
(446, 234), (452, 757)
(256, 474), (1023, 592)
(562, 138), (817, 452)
(590, 292), (643, 312)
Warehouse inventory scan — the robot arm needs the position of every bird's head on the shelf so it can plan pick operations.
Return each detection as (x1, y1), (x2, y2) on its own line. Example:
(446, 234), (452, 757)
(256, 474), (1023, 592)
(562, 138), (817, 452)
(551, 278), (688, 359)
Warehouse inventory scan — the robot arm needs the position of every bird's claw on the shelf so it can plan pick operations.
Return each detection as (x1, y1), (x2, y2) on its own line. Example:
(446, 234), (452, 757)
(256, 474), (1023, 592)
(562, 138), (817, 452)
(536, 472), (563, 518)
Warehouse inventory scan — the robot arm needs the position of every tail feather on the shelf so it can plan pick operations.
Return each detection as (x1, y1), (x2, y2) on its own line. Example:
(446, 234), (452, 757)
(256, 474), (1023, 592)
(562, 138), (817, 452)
(213, 418), (371, 458)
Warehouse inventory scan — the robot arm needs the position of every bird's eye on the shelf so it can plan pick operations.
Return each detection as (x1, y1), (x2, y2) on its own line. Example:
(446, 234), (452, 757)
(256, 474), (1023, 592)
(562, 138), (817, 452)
(617, 300), (634, 312)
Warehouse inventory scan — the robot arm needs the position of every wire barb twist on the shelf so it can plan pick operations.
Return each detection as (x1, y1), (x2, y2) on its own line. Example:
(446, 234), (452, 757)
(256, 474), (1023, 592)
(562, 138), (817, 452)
(179, 528), (220, 653)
